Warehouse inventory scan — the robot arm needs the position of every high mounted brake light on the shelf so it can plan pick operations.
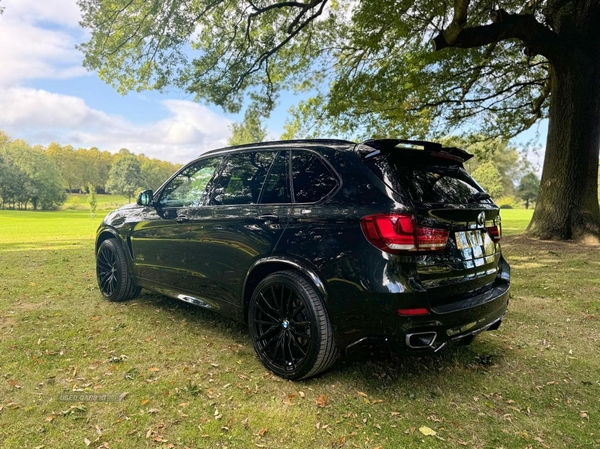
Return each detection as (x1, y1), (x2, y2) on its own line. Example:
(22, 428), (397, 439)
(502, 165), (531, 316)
(358, 139), (473, 162)
(360, 214), (449, 254)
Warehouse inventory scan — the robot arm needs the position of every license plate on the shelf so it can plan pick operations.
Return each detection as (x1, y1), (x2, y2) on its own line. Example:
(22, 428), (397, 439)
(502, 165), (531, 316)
(455, 230), (484, 250)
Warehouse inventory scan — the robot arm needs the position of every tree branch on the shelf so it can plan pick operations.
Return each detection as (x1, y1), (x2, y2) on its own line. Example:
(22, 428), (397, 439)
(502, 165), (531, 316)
(222, 0), (328, 100)
(432, 9), (565, 63)
(443, 0), (470, 46)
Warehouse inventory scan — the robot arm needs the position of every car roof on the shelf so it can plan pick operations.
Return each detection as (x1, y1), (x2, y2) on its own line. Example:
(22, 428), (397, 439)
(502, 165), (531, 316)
(200, 139), (357, 157)
(195, 138), (472, 163)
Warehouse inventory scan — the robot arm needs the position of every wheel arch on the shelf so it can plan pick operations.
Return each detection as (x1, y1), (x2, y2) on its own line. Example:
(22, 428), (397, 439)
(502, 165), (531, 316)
(242, 257), (328, 324)
(96, 228), (136, 272)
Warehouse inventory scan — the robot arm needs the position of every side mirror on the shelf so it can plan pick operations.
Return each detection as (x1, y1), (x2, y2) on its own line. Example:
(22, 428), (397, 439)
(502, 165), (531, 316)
(137, 189), (154, 206)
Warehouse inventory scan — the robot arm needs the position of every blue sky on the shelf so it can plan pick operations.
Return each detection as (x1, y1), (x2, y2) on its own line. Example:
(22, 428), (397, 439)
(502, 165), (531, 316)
(0, 0), (546, 168)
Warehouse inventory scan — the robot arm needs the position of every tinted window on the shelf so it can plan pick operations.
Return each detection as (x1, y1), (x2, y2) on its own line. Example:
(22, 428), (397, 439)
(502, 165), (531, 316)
(395, 169), (480, 203)
(364, 153), (481, 204)
(159, 157), (223, 207)
(292, 151), (337, 203)
(212, 151), (276, 205)
(260, 151), (291, 204)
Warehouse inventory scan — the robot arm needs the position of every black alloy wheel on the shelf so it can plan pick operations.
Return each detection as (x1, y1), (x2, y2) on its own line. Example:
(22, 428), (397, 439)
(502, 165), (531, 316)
(249, 271), (337, 380)
(96, 238), (140, 302)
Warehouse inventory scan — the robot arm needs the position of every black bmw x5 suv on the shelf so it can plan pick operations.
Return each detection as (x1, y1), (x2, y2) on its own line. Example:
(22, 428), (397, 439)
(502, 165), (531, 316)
(96, 139), (510, 379)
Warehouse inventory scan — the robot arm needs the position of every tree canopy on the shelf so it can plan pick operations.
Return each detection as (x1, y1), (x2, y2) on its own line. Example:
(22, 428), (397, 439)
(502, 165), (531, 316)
(518, 172), (541, 209)
(0, 134), (66, 210)
(78, 0), (600, 241)
(228, 109), (268, 146)
(106, 150), (145, 202)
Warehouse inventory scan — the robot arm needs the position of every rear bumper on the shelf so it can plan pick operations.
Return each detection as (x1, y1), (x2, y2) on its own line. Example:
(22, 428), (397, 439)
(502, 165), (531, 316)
(329, 257), (510, 353)
(432, 312), (506, 352)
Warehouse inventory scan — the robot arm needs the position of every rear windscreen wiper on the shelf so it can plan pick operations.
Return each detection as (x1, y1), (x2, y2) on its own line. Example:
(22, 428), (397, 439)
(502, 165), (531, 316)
(471, 192), (491, 202)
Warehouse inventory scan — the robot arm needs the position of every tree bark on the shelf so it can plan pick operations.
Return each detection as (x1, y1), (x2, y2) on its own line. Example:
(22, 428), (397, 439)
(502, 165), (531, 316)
(527, 51), (600, 241)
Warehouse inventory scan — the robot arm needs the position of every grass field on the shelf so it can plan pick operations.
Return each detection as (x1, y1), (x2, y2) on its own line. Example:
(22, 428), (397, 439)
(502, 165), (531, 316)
(1, 208), (599, 448)
(63, 193), (130, 212)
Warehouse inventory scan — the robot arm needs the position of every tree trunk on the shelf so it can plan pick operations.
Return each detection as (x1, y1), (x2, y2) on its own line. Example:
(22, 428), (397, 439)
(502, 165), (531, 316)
(527, 51), (600, 242)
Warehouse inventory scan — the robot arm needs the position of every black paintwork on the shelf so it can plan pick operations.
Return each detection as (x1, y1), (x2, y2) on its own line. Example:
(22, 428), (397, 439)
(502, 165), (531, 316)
(96, 139), (510, 352)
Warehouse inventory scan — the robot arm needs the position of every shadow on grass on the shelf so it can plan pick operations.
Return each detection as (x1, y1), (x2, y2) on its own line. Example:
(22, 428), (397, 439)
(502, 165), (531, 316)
(122, 289), (508, 390)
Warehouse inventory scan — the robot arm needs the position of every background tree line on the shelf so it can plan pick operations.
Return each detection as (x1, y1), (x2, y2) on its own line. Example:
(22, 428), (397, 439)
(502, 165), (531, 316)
(0, 131), (180, 210)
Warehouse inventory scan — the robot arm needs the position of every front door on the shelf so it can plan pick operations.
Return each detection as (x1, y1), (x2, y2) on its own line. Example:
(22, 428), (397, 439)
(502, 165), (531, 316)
(130, 156), (224, 292)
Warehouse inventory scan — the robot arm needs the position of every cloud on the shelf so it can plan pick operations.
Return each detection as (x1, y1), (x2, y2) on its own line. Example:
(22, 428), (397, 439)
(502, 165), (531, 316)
(2, 0), (81, 27)
(0, 88), (232, 163)
(0, 0), (85, 86)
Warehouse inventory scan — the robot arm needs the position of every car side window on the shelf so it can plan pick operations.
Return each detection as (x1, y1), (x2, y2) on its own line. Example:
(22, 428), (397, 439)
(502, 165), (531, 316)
(211, 151), (276, 205)
(158, 157), (223, 207)
(259, 151), (291, 204)
(291, 150), (338, 203)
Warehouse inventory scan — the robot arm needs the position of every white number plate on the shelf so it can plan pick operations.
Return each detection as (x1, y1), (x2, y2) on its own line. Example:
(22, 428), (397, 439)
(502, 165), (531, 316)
(455, 230), (484, 250)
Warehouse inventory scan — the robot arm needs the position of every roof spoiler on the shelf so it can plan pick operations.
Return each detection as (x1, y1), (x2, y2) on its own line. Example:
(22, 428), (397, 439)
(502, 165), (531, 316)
(357, 139), (473, 162)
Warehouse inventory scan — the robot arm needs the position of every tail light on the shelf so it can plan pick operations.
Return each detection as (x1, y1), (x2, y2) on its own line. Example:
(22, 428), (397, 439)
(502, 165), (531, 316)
(360, 214), (449, 254)
(487, 224), (502, 243)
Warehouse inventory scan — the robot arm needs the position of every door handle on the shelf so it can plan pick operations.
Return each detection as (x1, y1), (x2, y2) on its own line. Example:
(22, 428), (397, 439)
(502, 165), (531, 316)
(175, 216), (190, 223)
(256, 214), (279, 223)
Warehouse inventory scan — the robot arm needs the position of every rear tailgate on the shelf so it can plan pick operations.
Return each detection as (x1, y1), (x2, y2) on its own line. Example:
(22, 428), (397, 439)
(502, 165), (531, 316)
(359, 145), (504, 309)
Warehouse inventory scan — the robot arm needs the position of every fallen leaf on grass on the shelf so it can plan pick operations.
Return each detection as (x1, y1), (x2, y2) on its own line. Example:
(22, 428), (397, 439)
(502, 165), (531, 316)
(257, 427), (268, 437)
(283, 393), (298, 405)
(419, 426), (437, 436)
(579, 411), (589, 420)
(148, 367), (160, 372)
(316, 394), (329, 408)
(84, 438), (91, 446)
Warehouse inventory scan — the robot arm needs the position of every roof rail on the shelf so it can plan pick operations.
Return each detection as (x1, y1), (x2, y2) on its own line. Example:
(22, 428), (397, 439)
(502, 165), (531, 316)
(201, 138), (357, 157)
(358, 139), (473, 162)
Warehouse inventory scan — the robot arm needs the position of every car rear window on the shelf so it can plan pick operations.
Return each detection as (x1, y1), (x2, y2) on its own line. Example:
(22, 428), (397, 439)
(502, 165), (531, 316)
(363, 152), (482, 204)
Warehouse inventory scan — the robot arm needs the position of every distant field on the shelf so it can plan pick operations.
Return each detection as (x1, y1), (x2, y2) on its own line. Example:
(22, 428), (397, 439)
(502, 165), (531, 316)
(498, 209), (534, 236)
(63, 193), (130, 212)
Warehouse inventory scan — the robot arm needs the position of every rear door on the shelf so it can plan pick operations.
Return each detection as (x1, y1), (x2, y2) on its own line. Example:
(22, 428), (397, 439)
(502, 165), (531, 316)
(281, 149), (344, 266)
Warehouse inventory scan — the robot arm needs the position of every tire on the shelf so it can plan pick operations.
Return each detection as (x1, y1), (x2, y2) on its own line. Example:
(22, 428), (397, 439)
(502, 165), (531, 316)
(248, 271), (338, 380)
(96, 238), (141, 302)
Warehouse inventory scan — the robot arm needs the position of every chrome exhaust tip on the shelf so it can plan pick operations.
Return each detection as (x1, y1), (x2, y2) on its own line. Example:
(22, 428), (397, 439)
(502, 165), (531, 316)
(406, 331), (437, 349)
